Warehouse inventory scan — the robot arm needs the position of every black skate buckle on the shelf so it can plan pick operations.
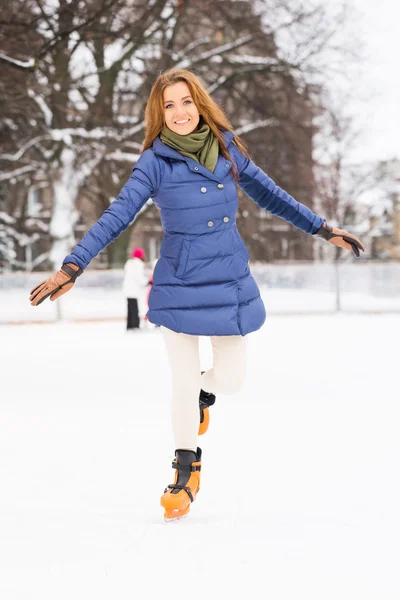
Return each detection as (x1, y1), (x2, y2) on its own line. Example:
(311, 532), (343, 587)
(199, 390), (216, 407)
(166, 484), (194, 502)
(171, 461), (201, 472)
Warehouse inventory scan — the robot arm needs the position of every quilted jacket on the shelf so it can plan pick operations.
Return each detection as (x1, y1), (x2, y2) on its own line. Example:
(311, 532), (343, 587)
(64, 131), (324, 335)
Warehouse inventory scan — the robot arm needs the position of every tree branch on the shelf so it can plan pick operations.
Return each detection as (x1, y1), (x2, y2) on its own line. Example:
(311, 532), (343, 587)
(0, 52), (35, 71)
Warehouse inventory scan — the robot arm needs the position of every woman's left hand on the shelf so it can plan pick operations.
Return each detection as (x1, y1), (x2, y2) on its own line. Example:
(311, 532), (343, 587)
(315, 222), (365, 257)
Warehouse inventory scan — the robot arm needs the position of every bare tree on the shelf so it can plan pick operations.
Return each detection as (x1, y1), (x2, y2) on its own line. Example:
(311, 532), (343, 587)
(0, 0), (362, 271)
(313, 89), (384, 260)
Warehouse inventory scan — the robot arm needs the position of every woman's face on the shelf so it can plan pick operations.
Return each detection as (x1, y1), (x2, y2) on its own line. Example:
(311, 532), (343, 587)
(163, 81), (200, 135)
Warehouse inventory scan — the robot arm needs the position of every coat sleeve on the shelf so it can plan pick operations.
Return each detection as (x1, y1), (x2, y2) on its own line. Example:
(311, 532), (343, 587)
(230, 142), (324, 235)
(63, 150), (163, 270)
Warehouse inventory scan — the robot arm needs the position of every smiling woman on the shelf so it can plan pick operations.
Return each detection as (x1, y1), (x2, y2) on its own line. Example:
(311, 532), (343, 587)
(29, 67), (364, 522)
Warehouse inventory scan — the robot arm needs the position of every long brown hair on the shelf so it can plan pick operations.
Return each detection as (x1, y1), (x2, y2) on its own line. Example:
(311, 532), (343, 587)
(142, 68), (249, 180)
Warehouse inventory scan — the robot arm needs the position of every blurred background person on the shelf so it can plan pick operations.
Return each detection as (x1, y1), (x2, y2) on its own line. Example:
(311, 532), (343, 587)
(122, 247), (147, 330)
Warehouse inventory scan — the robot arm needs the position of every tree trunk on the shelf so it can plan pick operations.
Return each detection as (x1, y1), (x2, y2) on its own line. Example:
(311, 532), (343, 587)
(49, 148), (80, 269)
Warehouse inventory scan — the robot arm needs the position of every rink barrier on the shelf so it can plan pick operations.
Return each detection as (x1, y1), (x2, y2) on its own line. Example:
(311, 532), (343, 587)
(1, 262), (400, 324)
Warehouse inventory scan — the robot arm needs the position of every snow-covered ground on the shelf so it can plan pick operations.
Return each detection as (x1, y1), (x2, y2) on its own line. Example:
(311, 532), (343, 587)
(1, 313), (399, 599)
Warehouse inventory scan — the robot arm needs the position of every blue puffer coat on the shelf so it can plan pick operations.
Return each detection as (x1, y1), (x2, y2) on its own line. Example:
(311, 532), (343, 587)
(64, 131), (324, 336)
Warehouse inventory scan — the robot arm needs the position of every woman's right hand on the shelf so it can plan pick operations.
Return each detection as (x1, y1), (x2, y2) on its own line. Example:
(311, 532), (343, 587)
(29, 263), (83, 306)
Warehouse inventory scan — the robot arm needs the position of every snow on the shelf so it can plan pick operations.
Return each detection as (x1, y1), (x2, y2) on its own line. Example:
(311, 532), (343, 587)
(0, 134), (52, 162)
(236, 118), (278, 135)
(104, 39), (127, 70)
(0, 312), (399, 599)
(28, 90), (53, 127)
(68, 42), (99, 98)
(370, 199), (392, 218)
(0, 211), (15, 225)
(0, 165), (36, 182)
(175, 34), (256, 70)
(0, 52), (35, 69)
(228, 54), (278, 65)
(172, 37), (211, 62)
(105, 150), (141, 163)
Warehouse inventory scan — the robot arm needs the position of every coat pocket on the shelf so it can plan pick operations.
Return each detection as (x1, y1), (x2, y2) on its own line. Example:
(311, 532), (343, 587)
(236, 232), (250, 263)
(175, 239), (191, 278)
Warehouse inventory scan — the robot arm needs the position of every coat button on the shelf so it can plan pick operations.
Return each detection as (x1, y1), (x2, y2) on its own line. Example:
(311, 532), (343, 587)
(225, 163), (230, 168)
(194, 166), (199, 170)
(207, 221), (214, 227)
(223, 216), (229, 223)
(217, 183), (224, 189)
(201, 187), (207, 193)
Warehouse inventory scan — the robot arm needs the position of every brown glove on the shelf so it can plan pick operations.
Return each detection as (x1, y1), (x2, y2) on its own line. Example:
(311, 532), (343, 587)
(315, 222), (365, 257)
(29, 263), (83, 306)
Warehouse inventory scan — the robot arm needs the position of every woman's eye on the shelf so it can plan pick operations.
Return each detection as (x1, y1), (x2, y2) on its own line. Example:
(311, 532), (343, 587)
(164, 100), (192, 109)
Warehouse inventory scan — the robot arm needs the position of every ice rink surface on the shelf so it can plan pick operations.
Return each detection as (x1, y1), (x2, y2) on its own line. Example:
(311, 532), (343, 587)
(1, 313), (399, 599)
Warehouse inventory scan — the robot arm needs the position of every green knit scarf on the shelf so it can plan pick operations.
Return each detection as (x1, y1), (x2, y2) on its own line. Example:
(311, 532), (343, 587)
(160, 121), (219, 173)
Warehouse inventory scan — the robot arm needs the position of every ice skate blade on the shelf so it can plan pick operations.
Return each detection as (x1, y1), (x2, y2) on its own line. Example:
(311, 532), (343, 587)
(164, 513), (188, 523)
(163, 506), (190, 522)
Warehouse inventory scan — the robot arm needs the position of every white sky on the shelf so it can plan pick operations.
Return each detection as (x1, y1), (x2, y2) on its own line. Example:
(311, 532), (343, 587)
(342, 0), (400, 163)
(1, 312), (399, 599)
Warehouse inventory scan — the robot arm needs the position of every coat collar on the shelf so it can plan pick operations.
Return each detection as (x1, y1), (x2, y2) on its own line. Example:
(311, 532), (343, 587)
(152, 130), (234, 182)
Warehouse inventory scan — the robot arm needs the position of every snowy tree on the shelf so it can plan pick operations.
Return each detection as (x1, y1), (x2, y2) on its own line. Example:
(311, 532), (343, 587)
(1, 0), (174, 270)
(0, 0), (360, 270)
(312, 90), (387, 260)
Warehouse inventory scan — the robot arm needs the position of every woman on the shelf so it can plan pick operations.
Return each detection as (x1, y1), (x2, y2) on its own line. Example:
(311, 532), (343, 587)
(122, 246), (147, 330)
(29, 68), (364, 522)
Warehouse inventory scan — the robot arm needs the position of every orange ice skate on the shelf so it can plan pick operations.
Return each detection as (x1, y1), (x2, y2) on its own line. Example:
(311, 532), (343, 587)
(160, 448), (202, 521)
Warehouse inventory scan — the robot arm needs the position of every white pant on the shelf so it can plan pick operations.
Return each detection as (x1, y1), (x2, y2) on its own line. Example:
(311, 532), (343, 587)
(162, 327), (247, 451)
